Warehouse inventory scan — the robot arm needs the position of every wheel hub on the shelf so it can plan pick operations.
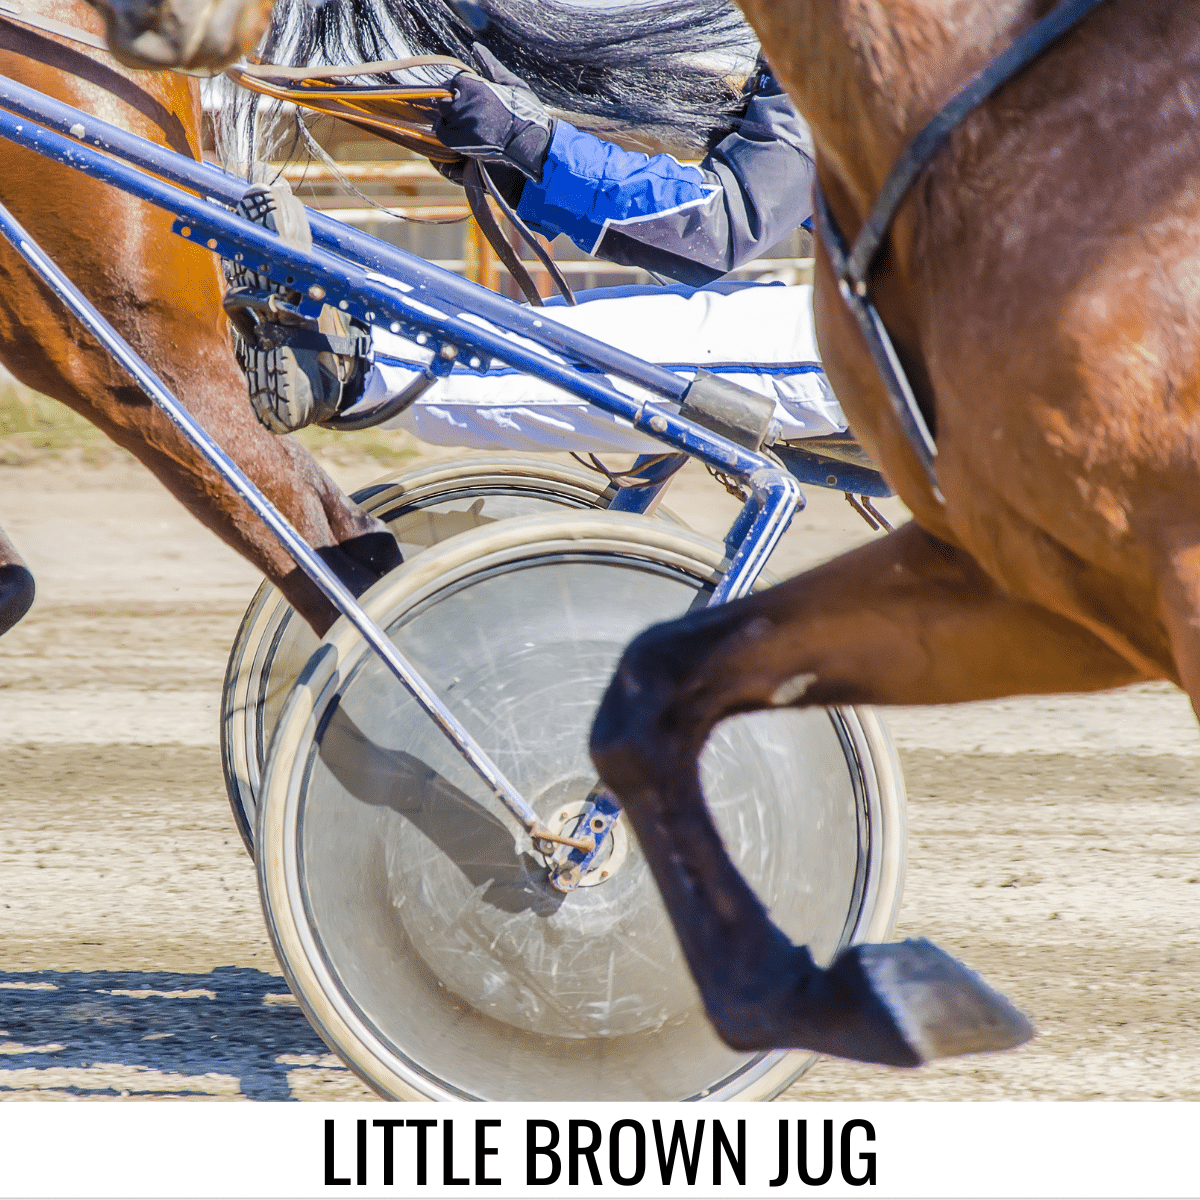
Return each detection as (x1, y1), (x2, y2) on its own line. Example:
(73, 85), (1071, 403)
(538, 798), (629, 887)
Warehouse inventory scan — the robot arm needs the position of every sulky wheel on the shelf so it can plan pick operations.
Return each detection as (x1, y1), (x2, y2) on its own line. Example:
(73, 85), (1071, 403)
(256, 511), (906, 1101)
(222, 455), (668, 853)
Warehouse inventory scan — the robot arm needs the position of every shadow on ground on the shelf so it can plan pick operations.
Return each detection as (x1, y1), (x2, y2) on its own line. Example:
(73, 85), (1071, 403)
(0, 967), (341, 1100)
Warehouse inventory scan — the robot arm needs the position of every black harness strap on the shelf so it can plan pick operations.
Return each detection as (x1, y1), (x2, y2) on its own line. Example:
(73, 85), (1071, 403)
(462, 160), (577, 307)
(462, 158), (545, 306)
(818, 0), (1109, 493)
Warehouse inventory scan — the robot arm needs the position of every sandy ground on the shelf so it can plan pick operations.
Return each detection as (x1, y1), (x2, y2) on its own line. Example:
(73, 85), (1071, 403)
(0, 446), (1198, 1101)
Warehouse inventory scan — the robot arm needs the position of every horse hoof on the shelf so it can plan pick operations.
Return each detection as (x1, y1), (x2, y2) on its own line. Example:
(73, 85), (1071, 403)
(0, 563), (34, 637)
(831, 938), (1035, 1064)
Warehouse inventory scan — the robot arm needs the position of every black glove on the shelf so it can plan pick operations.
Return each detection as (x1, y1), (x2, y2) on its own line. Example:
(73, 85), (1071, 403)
(432, 43), (554, 186)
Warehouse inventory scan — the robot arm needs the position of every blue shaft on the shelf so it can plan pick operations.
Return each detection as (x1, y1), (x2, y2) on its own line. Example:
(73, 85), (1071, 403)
(0, 72), (698, 407)
(711, 469), (804, 604)
(0, 96), (778, 479)
(0, 194), (546, 836)
(0, 75), (807, 590)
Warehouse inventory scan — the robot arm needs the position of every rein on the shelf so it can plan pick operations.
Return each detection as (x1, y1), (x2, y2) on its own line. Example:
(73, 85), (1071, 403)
(815, 0), (1109, 494)
(226, 56), (575, 305)
(0, 0), (573, 307)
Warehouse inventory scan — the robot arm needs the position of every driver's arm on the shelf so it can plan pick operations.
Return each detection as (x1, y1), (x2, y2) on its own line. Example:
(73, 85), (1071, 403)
(517, 67), (816, 286)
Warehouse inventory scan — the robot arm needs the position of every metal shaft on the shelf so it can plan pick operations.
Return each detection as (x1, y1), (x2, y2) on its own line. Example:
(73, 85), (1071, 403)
(0, 198), (545, 836)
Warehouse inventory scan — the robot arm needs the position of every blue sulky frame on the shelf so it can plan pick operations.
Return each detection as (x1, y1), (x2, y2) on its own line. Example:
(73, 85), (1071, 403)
(0, 72), (890, 887)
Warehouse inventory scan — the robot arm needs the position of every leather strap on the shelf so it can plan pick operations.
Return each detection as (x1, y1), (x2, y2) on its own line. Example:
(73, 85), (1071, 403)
(477, 159), (575, 307)
(224, 66), (459, 161)
(235, 55), (470, 81)
(819, 0), (1109, 493)
(843, 0), (1109, 288)
(462, 158), (545, 306)
(815, 185), (939, 488)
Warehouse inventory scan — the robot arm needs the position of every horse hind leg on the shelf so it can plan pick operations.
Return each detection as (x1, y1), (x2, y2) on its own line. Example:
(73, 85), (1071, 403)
(0, 520), (34, 637)
(590, 521), (1147, 1065)
(1143, 529), (1200, 728)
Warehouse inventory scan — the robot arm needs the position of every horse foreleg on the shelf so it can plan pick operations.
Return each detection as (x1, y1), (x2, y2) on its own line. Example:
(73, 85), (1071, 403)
(0, 521), (34, 637)
(79, 390), (402, 633)
(1145, 536), (1200, 731)
(590, 521), (1148, 1065)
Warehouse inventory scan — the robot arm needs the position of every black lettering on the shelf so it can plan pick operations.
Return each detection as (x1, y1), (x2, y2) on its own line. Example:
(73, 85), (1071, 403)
(569, 1120), (603, 1186)
(609, 1120), (646, 1187)
(476, 1119), (501, 1186)
(527, 1121), (561, 1187)
(713, 1120), (746, 1186)
(324, 1119), (350, 1186)
(444, 1120), (470, 1186)
(841, 1120), (876, 1187)
(357, 1119), (367, 1186)
(653, 1121), (705, 1186)
(799, 1121), (834, 1187)
(373, 1121), (403, 1187)
(407, 1119), (436, 1187)
(769, 1120), (788, 1188)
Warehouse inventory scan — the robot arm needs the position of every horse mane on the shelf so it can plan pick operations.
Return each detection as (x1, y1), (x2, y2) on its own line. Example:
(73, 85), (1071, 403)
(217, 0), (757, 174)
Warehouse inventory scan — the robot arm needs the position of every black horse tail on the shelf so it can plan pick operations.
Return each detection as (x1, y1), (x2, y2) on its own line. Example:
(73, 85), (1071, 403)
(217, 0), (757, 173)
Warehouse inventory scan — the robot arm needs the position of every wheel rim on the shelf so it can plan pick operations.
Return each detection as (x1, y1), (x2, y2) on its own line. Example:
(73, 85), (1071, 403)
(259, 514), (906, 1101)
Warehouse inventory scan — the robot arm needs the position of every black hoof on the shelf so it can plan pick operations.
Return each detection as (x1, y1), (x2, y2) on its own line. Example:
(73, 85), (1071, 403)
(0, 563), (34, 637)
(708, 938), (1034, 1068)
(821, 939), (1035, 1065)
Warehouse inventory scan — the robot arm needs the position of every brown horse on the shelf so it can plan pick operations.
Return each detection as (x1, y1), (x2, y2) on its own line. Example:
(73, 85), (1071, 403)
(0, 0), (401, 643)
(588, 0), (1200, 1066)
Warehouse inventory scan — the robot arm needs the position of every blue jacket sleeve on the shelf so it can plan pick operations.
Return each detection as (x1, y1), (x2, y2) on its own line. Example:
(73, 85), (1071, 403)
(514, 69), (816, 287)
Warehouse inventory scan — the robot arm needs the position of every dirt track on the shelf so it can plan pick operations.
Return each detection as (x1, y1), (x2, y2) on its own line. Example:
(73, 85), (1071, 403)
(1, 448), (1198, 1101)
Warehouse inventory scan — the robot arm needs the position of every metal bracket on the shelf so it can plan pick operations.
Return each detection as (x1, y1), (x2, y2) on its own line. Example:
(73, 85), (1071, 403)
(321, 343), (457, 431)
(546, 789), (623, 892)
(679, 370), (777, 453)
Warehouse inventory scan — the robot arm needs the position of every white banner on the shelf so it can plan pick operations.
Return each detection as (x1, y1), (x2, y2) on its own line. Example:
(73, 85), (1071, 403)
(0, 1101), (1196, 1198)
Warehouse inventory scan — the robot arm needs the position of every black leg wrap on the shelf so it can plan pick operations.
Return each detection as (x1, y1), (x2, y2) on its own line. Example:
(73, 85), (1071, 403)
(0, 562), (35, 637)
(336, 529), (404, 582)
(314, 532), (403, 600)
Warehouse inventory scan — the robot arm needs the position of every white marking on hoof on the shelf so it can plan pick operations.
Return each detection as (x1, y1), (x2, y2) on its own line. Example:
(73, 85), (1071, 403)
(771, 672), (817, 707)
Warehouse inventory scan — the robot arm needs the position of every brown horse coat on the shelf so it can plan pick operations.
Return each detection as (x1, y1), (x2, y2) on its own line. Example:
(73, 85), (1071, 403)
(735, 0), (1200, 704)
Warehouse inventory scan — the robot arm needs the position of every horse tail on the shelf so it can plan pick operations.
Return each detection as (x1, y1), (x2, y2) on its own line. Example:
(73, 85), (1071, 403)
(216, 0), (756, 173)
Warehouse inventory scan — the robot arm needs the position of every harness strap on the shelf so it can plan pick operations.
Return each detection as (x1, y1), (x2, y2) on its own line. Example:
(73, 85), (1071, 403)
(234, 55), (470, 81)
(815, 184), (939, 487)
(819, 0), (1109, 494)
(462, 158), (545, 306)
(223, 66), (460, 162)
(845, 0), (1109, 287)
(476, 158), (576, 307)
